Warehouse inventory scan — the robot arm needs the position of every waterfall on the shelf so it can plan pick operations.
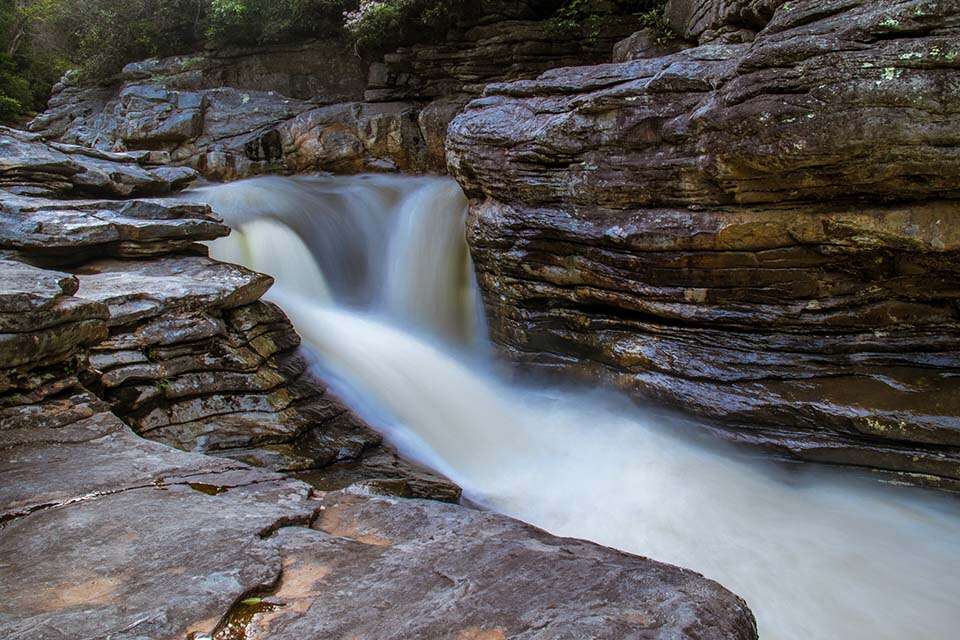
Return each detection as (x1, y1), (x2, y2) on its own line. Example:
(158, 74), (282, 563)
(191, 174), (483, 347)
(187, 174), (960, 640)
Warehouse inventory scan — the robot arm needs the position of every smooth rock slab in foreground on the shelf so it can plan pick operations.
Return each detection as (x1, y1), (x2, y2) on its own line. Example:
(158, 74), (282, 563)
(0, 398), (757, 640)
(250, 491), (758, 640)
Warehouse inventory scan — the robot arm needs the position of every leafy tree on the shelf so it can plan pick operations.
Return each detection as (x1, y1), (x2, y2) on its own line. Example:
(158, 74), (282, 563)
(0, 0), (71, 121)
(0, 0), (672, 123)
(206, 0), (352, 47)
(52, 0), (207, 78)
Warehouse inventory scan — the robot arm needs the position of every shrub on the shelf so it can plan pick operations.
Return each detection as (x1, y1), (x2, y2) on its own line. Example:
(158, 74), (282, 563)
(545, 0), (672, 44)
(206, 0), (353, 47)
(343, 0), (467, 52)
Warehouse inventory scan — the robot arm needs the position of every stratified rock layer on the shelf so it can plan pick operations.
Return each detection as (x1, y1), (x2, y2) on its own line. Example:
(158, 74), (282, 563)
(449, 0), (960, 487)
(28, 4), (644, 178)
(0, 127), (196, 198)
(0, 131), (757, 640)
(0, 133), (457, 492)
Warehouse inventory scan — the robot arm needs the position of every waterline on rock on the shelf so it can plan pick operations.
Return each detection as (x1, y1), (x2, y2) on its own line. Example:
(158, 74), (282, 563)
(190, 174), (960, 640)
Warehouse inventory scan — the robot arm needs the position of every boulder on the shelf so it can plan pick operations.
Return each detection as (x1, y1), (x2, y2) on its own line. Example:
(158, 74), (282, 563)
(613, 28), (688, 62)
(279, 101), (429, 174)
(448, 0), (960, 486)
(666, 0), (785, 42)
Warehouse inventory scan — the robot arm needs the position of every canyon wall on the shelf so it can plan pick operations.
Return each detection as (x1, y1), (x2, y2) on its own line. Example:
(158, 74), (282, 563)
(448, 0), (960, 489)
(0, 128), (757, 638)
(28, 3), (641, 179)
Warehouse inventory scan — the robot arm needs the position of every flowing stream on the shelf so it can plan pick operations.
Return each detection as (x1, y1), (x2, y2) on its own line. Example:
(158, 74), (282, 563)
(189, 174), (960, 640)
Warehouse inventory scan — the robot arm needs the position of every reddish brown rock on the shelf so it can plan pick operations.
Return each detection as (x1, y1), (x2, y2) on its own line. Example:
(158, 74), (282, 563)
(449, 0), (960, 486)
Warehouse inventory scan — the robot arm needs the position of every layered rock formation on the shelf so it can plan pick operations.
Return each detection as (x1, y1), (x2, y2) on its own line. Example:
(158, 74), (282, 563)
(0, 131), (758, 637)
(1, 394), (756, 639)
(449, 0), (960, 488)
(0, 133), (454, 493)
(28, 2), (643, 178)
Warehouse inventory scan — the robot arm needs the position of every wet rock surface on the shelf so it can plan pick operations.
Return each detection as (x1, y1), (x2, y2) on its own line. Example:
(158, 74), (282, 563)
(0, 130), (756, 638)
(0, 398), (756, 639)
(0, 127), (197, 198)
(448, 0), (960, 486)
(241, 491), (757, 640)
(0, 141), (451, 485)
(0, 191), (227, 266)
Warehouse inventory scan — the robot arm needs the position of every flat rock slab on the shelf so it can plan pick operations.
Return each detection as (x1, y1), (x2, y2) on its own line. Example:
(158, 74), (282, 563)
(1, 394), (755, 640)
(0, 192), (228, 266)
(0, 392), (318, 640)
(243, 491), (757, 640)
(74, 255), (273, 325)
(0, 126), (198, 198)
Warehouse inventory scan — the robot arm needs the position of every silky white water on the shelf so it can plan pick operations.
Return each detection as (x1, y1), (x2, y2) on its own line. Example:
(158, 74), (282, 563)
(190, 175), (960, 640)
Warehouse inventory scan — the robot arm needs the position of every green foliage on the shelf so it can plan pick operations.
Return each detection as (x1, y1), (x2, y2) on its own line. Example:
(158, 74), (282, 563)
(545, 0), (671, 44)
(637, 2), (676, 45)
(0, 0), (72, 121)
(0, 52), (30, 119)
(0, 0), (670, 123)
(57, 0), (208, 78)
(343, 0), (466, 52)
(206, 0), (352, 47)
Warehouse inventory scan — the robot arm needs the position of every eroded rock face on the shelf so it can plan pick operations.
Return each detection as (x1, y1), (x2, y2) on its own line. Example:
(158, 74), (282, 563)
(0, 192), (227, 266)
(666, 0), (784, 42)
(0, 142), (457, 493)
(449, 0), (960, 487)
(0, 147), (758, 638)
(28, 6), (646, 179)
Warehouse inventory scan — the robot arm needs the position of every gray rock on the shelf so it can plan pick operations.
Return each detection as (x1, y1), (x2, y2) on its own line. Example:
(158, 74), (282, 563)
(0, 191), (228, 266)
(613, 28), (687, 62)
(0, 260), (108, 375)
(0, 127), (199, 197)
(0, 394), (320, 640)
(0, 396), (756, 640)
(73, 255), (273, 325)
(239, 491), (757, 640)
(666, 0), (784, 42)
(27, 8), (650, 179)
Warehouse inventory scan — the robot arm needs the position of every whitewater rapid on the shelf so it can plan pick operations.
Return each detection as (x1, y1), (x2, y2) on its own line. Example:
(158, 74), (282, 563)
(190, 174), (960, 640)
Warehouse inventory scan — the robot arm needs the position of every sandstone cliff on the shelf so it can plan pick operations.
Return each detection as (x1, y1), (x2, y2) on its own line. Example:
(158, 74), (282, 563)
(28, 5), (642, 179)
(448, 0), (960, 489)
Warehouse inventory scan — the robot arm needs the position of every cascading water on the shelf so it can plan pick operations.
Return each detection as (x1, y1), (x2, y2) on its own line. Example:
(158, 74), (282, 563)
(187, 174), (960, 640)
